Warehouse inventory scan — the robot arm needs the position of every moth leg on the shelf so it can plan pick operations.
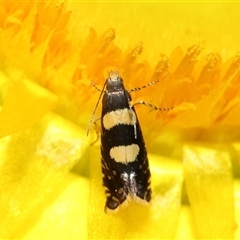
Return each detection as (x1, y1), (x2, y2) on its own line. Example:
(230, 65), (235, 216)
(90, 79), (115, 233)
(90, 117), (101, 146)
(131, 100), (174, 111)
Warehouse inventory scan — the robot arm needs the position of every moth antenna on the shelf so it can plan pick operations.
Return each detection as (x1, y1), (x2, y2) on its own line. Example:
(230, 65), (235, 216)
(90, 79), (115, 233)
(114, 66), (120, 74)
(129, 79), (160, 93)
(87, 81), (107, 136)
(91, 80), (103, 92)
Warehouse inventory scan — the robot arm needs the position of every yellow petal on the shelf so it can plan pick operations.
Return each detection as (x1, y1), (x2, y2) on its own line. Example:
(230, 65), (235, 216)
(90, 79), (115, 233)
(0, 78), (57, 138)
(20, 173), (88, 240)
(183, 143), (235, 238)
(0, 111), (89, 238)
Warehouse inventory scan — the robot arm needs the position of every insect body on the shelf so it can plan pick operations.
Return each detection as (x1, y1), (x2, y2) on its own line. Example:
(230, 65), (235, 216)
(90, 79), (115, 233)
(100, 72), (151, 213)
(88, 72), (173, 213)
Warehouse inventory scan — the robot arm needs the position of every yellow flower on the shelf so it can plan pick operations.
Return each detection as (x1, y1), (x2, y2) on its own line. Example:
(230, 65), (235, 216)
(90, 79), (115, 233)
(0, 1), (240, 239)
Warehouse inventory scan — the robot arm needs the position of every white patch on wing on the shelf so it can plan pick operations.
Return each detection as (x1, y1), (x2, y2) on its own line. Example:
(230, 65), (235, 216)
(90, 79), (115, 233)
(103, 108), (136, 130)
(110, 144), (139, 163)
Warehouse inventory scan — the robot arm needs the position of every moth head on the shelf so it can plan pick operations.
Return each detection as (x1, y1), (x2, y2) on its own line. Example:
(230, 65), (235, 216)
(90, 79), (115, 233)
(106, 71), (124, 92)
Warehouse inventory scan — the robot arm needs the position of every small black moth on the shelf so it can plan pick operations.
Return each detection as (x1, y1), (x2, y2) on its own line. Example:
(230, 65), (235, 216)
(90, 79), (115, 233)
(88, 72), (172, 213)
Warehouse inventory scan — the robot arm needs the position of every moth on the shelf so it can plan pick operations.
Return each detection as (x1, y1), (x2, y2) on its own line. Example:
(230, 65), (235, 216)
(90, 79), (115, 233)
(88, 72), (172, 213)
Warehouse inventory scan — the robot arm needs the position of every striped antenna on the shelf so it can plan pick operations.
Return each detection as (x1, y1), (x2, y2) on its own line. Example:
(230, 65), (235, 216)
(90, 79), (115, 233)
(129, 80), (160, 93)
(90, 80), (104, 92)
